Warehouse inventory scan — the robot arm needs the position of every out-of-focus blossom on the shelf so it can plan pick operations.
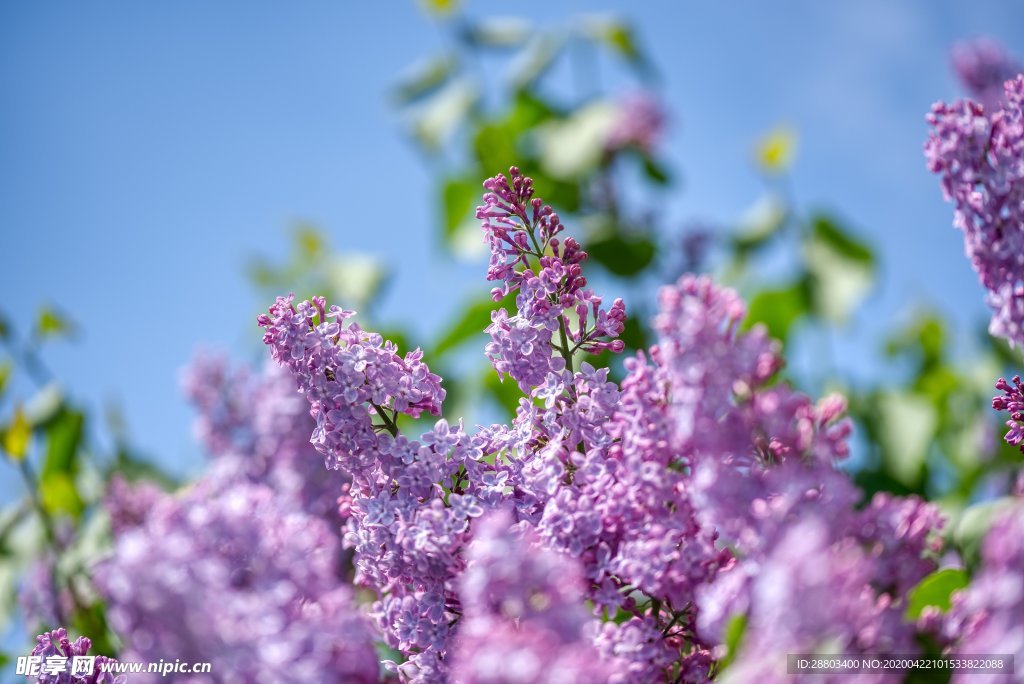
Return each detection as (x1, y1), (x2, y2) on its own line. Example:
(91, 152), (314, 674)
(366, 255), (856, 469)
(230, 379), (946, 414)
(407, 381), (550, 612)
(926, 76), (1024, 348)
(944, 502), (1024, 684)
(952, 37), (1022, 110)
(605, 92), (665, 154)
(95, 468), (379, 684)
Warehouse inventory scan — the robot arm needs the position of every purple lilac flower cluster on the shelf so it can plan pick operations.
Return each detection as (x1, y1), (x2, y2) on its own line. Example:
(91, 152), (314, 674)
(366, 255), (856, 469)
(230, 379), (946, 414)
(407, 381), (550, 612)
(943, 504), (1024, 684)
(993, 375), (1024, 454)
(605, 92), (666, 154)
(451, 509), (616, 683)
(26, 627), (123, 684)
(95, 466), (379, 683)
(925, 75), (1024, 349)
(181, 353), (345, 522)
(259, 168), (951, 682)
(952, 37), (1021, 111)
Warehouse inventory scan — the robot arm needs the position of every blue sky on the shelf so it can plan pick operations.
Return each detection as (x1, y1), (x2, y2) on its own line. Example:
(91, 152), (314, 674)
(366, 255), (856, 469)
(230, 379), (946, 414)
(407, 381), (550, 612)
(2, 0), (1023, 489)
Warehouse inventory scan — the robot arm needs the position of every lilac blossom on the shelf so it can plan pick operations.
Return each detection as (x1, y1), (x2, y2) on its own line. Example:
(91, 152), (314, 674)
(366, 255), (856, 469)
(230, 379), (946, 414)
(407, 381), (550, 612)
(451, 509), (616, 683)
(181, 353), (344, 522)
(944, 503), (1024, 684)
(925, 76), (1024, 348)
(95, 467), (379, 684)
(26, 627), (124, 684)
(605, 92), (666, 154)
(993, 375), (1024, 453)
(952, 37), (1021, 110)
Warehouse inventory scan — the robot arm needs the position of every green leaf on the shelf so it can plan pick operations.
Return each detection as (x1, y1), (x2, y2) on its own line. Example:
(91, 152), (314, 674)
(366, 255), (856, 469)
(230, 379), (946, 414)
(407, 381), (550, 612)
(35, 305), (75, 341)
(586, 233), (656, 277)
(905, 568), (969, 619)
(877, 391), (936, 488)
(743, 280), (810, 343)
(0, 359), (11, 398)
(641, 155), (671, 185)
(508, 33), (565, 90)
(413, 79), (478, 150)
(732, 195), (787, 255)
(441, 176), (479, 241)
(581, 17), (648, 72)
(393, 54), (457, 105)
(40, 471), (83, 518)
(42, 408), (83, 480)
(462, 18), (532, 49)
(953, 497), (1017, 567)
(536, 101), (618, 180)
(432, 298), (497, 358)
(805, 215), (875, 324)
(718, 613), (748, 671)
(2, 405), (31, 461)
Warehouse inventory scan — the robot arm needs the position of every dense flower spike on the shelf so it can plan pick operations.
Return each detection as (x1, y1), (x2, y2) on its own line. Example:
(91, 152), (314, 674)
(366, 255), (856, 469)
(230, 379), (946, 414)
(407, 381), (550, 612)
(96, 468), (379, 684)
(477, 167), (626, 390)
(27, 628), (124, 684)
(952, 37), (1021, 110)
(926, 76), (1024, 347)
(451, 510), (616, 683)
(993, 375), (1024, 453)
(944, 503), (1024, 684)
(261, 170), (949, 682)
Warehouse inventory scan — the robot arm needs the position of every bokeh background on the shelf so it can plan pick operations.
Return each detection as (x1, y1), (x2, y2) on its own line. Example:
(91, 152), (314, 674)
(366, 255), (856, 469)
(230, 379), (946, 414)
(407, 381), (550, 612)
(2, 0), (1023, 486)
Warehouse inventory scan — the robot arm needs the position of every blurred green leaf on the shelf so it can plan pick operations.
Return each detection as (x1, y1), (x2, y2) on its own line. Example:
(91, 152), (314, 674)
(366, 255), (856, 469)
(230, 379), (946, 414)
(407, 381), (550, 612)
(413, 79), (478, 150)
(877, 391), (935, 488)
(462, 18), (532, 49)
(35, 306), (75, 341)
(953, 497), (1017, 567)
(586, 233), (657, 277)
(743, 280), (810, 343)
(718, 613), (748, 672)
(508, 33), (565, 90)
(805, 215), (875, 324)
(536, 101), (617, 180)
(432, 297), (496, 358)
(640, 155), (671, 185)
(732, 195), (787, 255)
(441, 176), (479, 241)
(42, 408), (83, 480)
(40, 471), (83, 518)
(581, 17), (647, 71)
(0, 359), (10, 398)
(484, 367), (522, 417)
(905, 568), (968, 620)
(393, 54), (457, 105)
(2, 406), (31, 461)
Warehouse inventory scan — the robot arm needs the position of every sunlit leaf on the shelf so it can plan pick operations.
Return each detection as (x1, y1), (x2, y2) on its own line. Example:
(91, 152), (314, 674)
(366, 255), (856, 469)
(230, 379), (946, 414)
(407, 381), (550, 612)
(743, 280), (810, 343)
(413, 79), (478, 150)
(877, 391), (935, 487)
(42, 408), (83, 480)
(327, 255), (387, 311)
(508, 33), (565, 90)
(536, 101), (617, 180)
(754, 125), (797, 174)
(805, 215), (875, 324)
(2, 405), (31, 461)
(953, 496), (1017, 567)
(40, 471), (84, 518)
(581, 16), (648, 71)
(905, 568), (969, 619)
(718, 613), (748, 671)
(732, 195), (787, 254)
(35, 306), (75, 341)
(0, 360), (11, 398)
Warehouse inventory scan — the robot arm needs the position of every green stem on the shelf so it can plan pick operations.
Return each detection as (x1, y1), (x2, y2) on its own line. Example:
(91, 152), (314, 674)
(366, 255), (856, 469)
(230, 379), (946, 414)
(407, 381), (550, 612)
(370, 402), (399, 437)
